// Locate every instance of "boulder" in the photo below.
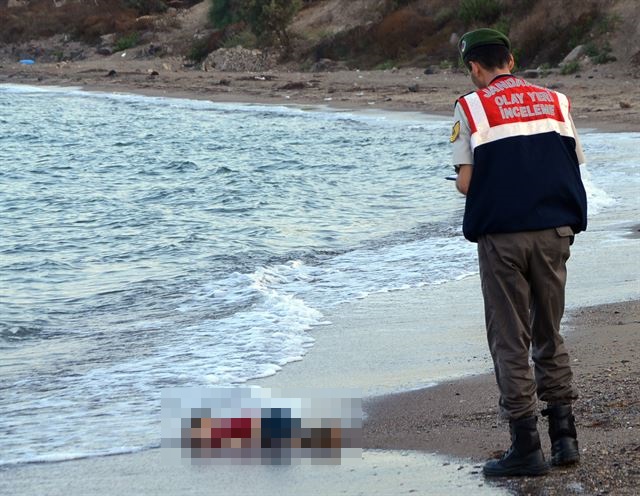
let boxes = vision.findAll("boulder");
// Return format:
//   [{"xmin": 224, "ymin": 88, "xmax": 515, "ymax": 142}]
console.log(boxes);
[
  {"xmin": 562, "ymin": 45, "xmax": 585, "ymax": 64},
  {"xmin": 100, "ymin": 33, "xmax": 117, "ymax": 45},
  {"xmin": 204, "ymin": 47, "xmax": 279, "ymax": 72}
]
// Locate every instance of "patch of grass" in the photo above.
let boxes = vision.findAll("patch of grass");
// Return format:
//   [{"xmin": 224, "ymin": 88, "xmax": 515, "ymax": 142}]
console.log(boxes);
[
  {"xmin": 374, "ymin": 59, "xmax": 396, "ymax": 70},
  {"xmin": 538, "ymin": 62, "xmax": 551, "ymax": 76},
  {"xmin": 114, "ymin": 32, "xmax": 140, "ymax": 52},
  {"xmin": 459, "ymin": 0, "xmax": 502, "ymax": 26},
  {"xmin": 584, "ymin": 41, "xmax": 616, "ymax": 64},
  {"xmin": 222, "ymin": 29, "xmax": 258, "ymax": 49},
  {"xmin": 560, "ymin": 60, "xmax": 580, "ymax": 75}
]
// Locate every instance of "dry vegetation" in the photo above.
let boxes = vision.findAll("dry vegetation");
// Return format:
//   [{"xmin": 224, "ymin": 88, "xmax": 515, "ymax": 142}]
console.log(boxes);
[
  {"xmin": 0, "ymin": 0, "xmax": 200, "ymax": 44},
  {"xmin": 292, "ymin": 0, "xmax": 630, "ymax": 69},
  {"xmin": 0, "ymin": 0, "xmax": 638, "ymax": 72}
]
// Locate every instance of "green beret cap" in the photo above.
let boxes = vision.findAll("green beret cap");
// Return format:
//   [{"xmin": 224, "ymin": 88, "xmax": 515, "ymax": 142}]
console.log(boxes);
[{"xmin": 458, "ymin": 28, "xmax": 511, "ymax": 60}]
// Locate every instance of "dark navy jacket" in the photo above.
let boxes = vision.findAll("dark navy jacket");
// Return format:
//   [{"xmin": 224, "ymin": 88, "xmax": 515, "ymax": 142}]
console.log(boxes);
[{"xmin": 456, "ymin": 75, "xmax": 587, "ymax": 242}]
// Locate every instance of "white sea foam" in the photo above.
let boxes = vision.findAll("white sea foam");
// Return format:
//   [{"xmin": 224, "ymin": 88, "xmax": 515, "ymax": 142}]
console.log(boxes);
[
  {"xmin": 0, "ymin": 444, "xmax": 155, "ymax": 468},
  {"xmin": 581, "ymin": 164, "xmax": 616, "ymax": 216}
]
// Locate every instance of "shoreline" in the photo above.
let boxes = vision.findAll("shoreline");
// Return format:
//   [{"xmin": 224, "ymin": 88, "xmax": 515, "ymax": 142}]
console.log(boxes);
[
  {"xmin": 2, "ymin": 298, "xmax": 638, "ymax": 496},
  {"xmin": 2, "ymin": 62, "xmax": 640, "ymax": 133},
  {"xmin": 2, "ymin": 65, "xmax": 639, "ymax": 495}
]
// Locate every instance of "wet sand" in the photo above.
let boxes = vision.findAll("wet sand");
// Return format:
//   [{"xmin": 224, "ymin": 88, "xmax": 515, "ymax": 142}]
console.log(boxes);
[{"xmin": 364, "ymin": 300, "xmax": 640, "ymax": 495}]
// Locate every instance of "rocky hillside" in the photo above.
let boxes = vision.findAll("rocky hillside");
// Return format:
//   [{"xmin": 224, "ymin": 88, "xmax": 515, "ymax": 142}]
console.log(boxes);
[
  {"xmin": 289, "ymin": 0, "xmax": 640, "ymax": 70},
  {"xmin": 1, "ymin": 0, "xmax": 639, "ymax": 74}
]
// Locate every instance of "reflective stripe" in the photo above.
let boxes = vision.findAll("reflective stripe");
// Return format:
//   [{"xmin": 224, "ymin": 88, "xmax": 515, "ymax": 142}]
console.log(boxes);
[
  {"xmin": 555, "ymin": 92, "xmax": 574, "ymax": 137},
  {"xmin": 470, "ymin": 118, "xmax": 576, "ymax": 148},
  {"xmin": 457, "ymin": 97, "xmax": 477, "ymax": 135},
  {"xmin": 463, "ymin": 92, "xmax": 489, "ymax": 137},
  {"xmin": 461, "ymin": 85, "xmax": 576, "ymax": 151}
]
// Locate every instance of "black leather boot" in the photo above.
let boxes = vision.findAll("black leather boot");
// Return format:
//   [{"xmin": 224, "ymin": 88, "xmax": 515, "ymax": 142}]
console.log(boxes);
[
  {"xmin": 483, "ymin": 416, "xmax": 550, "ymax": 477},
  {"xmin": 541, "ymin": 404, "xmax": 580, "ymax": 466}
]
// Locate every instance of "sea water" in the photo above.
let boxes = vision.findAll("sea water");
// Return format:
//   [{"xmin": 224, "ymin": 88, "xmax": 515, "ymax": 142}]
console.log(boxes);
[{"xmin": 0, "ymin": 84, "xmax": 637, "ymax": 465}]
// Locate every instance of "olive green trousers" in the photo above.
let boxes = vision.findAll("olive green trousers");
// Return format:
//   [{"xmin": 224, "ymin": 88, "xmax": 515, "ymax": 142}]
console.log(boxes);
[{"xmin": 477, "ymin": 227, "xmax": 579, "ymax": 420}]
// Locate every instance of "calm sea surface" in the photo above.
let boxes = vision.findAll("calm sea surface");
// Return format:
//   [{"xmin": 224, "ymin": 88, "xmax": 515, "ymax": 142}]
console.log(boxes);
[{"xmin": 0, "ymin": 84, "xmax": 637, "ymax": 465}]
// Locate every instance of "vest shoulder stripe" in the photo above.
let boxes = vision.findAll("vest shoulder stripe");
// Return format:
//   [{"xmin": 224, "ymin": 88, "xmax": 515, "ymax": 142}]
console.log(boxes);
[{"xmin": 457, "ymin": 96, "xmax": 477, "ymax": 134}]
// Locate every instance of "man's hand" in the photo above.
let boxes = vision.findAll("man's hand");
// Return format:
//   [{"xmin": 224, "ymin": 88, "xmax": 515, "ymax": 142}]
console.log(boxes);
[{"xmin": 456, "ymin": 164, "xmax": 473, "ymax": 196}]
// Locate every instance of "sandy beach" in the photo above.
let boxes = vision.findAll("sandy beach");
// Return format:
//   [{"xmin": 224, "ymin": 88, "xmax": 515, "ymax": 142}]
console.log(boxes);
[
  {"xmin": 365, "ymin": 299, "xmax": 640, "ymax": 495},
  {"xmin": 1, "ymin": 62, "xmax": 639, "ymax": 495},
  {"xmin": 1, "ymin": 56, "xmax": 640, "ymax": 132}
]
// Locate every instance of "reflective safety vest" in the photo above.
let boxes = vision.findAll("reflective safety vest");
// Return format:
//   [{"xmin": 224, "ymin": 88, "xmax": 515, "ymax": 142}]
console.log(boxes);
[{"xmin": 456, "ymin": 75, "xmax": 587, "ymax": 242}]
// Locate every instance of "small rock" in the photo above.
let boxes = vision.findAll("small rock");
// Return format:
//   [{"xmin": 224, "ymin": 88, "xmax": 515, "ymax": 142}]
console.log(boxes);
[
  {"xmin": 100, "ymin": 33, "xmax": 117, "ymax": 45},
  {"xmin": 408, "ymin": 84, "xmax": 419, "ymax": 92},
  {"xmin": 311, "ymin": 58, "xmax": 339, "ymax": 72},
  {"xmin": 522, "ymin": 69, "xmax": 540, "ymax": 79},
  {"xmin": 619, "ymin": 101, "xmax": 632, "ymax": 109},
  {"xmin": 279, "ymin": 81, "xmax": 307, "ymax": 90},
  {"xmin": 105, "ymin": 69, "xmax": 117, "ymax": 77}
]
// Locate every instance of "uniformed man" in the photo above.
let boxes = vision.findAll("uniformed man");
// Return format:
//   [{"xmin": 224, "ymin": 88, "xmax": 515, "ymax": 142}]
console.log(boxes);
[{"xmin": 450, "ymin": 28, "xmax": 587, "ymax": 477}]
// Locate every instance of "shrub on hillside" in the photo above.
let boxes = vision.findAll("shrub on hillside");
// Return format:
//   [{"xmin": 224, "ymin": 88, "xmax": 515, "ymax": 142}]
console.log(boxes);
[
  {"xmin": 459, "ymin": 0, "xmax": 502, "ymax": 26},
  {"xmin": 585, "ymin": 41, "xmax": 617, "ymax": 64},
  {"xmin": 209, "ymin": 0, "xmax": 243, "ymax": 29},
  {"xmin": 124, "ymin": 0, "xmax": 167, "ymax": 15},
  {"xmin": 113, "ymin": 32, "xmax": 140, "ymax": 52},
  {"xmin": 560, "ymin": 60, "xmax": 580, "ymax": 75},
  {"xmin": 188, "ymin": 30, "xmax": 225, "ymax": 61},
  {"xmin": 510, "ymin": 1, "xmax": 611, "ymax": 67},
  {"xmin": 374, "ymin": 7, "xmax": 435, "ymax": 59},
  {"xmin": 208, "ymin": 0, "xmax": 301, "ymax": 48}
]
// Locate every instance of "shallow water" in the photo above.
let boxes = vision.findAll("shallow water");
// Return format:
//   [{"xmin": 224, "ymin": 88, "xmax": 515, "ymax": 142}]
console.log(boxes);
[{"xmin": 0, "ymin": 84, "xmax": 637, "ymax": 465}]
